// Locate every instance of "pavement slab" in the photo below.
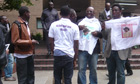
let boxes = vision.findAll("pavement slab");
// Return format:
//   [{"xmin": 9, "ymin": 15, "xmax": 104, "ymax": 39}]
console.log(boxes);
[{"xmin": 2, "ymin": 70, "xmax": 140, "ymax": 84}]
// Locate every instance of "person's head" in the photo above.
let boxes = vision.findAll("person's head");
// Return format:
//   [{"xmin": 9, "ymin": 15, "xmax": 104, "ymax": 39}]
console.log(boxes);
[
  {"xmin": 0, "ymin": 15, "xmax": 8, "ymax": 25},
  {"xmin": 124, "ymin": 27, "xmax": 130, "ymax": 32},
  {"xmin": 60, "ymin": 6, "xmax": 70, "ymax": 18},
  {"xmin": 70, "ymin": 9, "xmax": 77, "ymax": 23},
  {"xmin": 86, "ymin": 6, "xmax": 95, "ymax": 18},
  {"xmin": 112, "ymin": 4, "xmax": 122, "ymax": 19},
  {"xmin": 19, "ymin": 6, "xmax": 30, "ymax": 21},
  {"xmin": 105, "ymin": 2, "xmax": 111, "ymax": 11},
  {"xmin": 48, "ymin": 1, "xmax": 54, "ymax": 10}
]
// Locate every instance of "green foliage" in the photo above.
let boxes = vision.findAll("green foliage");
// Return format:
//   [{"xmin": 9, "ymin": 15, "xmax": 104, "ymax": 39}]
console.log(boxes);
[
  {"xmin": 32, "ymin": 33, "xmax": 43, "ymax": 41},
  {"xmin": 0, "ymin": 0, "xmax": 33, "ymax": 11}
]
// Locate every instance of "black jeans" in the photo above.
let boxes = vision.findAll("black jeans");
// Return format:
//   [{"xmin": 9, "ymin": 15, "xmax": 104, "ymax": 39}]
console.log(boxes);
[
  {"xmin": 0, "ymin": 69, "xmax": 2, "ymax": 84},
  {"xmin": 16, "ymin": 56, "xmax": 34, "ymax": 84},
  {"xmin": 54, "ymin": 56, "xmax": 73, "ymax": 84}
]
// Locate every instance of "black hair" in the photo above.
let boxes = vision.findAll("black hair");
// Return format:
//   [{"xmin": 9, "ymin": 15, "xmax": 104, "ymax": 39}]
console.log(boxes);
[
  {"xmin": 124, "ymin": 27, "xmax": 130, "ymax": 31},
  {"xmin": 60, "ymin": 6, "xmax": 70, "ymax": 17},
  {"xmin": 0, "ymin": 15, "xmax": 5, "ymax": 22},
  {"xmin": 112, "ymin": 4, "xmax": 122, "ymax": 11},
  {"xmin": 19, "ymin": 6, "xmax": 29, "ymax": 16}
]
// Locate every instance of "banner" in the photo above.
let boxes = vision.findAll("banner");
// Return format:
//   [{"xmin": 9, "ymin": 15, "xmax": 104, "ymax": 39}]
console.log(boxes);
[{"xmin": 105, "ymin": 17, "xmax": 140, "ymax": 50}]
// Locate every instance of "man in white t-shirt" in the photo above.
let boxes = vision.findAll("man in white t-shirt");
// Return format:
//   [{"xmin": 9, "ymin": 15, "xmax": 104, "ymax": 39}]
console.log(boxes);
[
  {"xmin": 49, "ymin": 6, "xmax": 79, "ymax": 84},
  {"xmin": 78, "ymin": 7, "xmax": 102, "ymax": 84}
]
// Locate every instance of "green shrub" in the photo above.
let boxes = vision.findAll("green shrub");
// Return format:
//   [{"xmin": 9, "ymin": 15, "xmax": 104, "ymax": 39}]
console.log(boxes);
[{"xmin": 32, "ymin": 33, "xmax": 42, "ymax": 41}]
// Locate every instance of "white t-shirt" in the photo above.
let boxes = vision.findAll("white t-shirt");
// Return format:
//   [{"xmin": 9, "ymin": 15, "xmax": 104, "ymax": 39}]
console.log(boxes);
[
  {"xmin": 105, "ymin": 16, "xmax": 140, "ymax": 50},
  {"xmin": 49, "ymin": 18, "xmax": 79, "ymax": 58},
  {"xmin": 78, "ymin": 17, "xmax": 101, "ymax": 55}
]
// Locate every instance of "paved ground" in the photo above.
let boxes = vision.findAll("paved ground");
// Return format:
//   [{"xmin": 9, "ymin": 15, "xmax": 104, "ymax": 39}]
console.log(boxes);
[
  {"xmin": 2, "ymin": 41, "xmax": 140, "ymax": 84},
  {"xmin": 2, "ymin": 70, "xmax": 140, "ymax": 84}
]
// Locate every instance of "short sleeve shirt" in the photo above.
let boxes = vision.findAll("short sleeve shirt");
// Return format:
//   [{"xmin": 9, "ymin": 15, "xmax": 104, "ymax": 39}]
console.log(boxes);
[{"xmin": 49, "ymin": 18, "xmax": 79, "ymax": 58}]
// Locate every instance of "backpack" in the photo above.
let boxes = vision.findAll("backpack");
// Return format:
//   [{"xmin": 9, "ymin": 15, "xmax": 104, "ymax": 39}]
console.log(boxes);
[{"xmin": 5, "ymin": 20, "xmax": 21, "ymax": 53}]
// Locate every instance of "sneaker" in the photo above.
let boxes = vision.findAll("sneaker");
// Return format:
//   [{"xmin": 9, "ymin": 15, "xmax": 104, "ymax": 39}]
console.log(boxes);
[
  {"xmin": 4, "ymin": 77, "xmax": 16, "ymax": 81},
  {"xmin": 125, "ymin": 73, "xmax": 133, "ymax": 76}
]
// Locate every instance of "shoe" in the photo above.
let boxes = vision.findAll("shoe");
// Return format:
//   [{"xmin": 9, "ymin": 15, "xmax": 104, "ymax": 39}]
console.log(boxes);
[
  {"xmin": 4, "ymin": 77, "xmax": 16, "ymax": 81},
  {"xmin": 125, "ymin": 73, "xmax": 133, "ymax": 76},
  {"xmin": 106, "ymin": 74, "xmax": 109, "ymax": 77},
  {"xmin": 47, "ymin": 51, "xmax": 51, "ymax": 56}
]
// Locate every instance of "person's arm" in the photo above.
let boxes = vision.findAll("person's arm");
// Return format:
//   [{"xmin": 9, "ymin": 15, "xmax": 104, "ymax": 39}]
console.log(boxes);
[
  {"xmin": 91, "ymin": 31, "xmax": 102, "ymax": 38},
  {"xmin": 55, "ymin": 11, "xmax": 59, "ymax": 21},
  {"xmin": 41, "ymin": 11, "xmax": 47, "ymax": 30},
  {"xmin": 11, "ymin": 23, "xmax": 38, "ymax": 46},
  {"xmin": 79, "ymin": 25, "xmax": 87, "ymax": 30},
  {"xmin": 49, "ymin": 37, "xmax": 54, "ymax": 54},
  {"xmin": 73, "ymin": 40, "xmax": 79, "ymax": 68}
]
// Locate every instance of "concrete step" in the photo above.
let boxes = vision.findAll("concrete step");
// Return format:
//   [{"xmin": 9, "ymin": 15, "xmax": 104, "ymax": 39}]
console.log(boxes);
[
  {"xmin": 34, "ymin": 58, "xmax": 140, "ymax": 65},
  {"xmin": 34, "ymin": 64, "xmax": 140, "ymax": 70},
  {"xmin": 34, "ymin": 54, "xmax": 140, "ymax": 70}
]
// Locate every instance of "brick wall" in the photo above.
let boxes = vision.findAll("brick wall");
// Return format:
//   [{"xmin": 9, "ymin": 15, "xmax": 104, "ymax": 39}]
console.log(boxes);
[
  {"xmin": 90, "ymin": 0, "xmax": 105, "ymax": 18},
  {"xmin": 0, "ymin": 0, "xmax": 43, "ymax": 35}
]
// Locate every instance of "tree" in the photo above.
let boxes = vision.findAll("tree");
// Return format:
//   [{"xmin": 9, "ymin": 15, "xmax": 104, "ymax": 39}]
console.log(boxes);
[{"xmin": 0, "ymin": 0, "xmax": 33, "ymax": 11}]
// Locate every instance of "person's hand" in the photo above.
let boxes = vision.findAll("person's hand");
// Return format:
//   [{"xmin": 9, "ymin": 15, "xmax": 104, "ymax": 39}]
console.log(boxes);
[
  {"xmin": 6, "ymin": 49, "xmax": 9, "ymax": 54},
  {"xmin": 101, "ymin": 22, "xmax": 105, "ymax": 30},
  {"xmin": 91, "ymin": 31, "xmax": 98, "ymax": 36},
  {"xmin": 79, "ymin": 25, "xmax": 87, "ymax": 30},
  {"xmin": 73, "ymin": 60, "xmax": 77, "ymax": 68},
  {"xmin": 32, "ymin": 39, "xmax": 39, "ymax": 44}
]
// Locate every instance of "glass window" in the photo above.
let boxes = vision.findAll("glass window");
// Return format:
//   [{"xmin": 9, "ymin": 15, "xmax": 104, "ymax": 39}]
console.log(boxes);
[
  {"xmin": 36, "ymin": 18, "xmax": 43, "ymax": 29},
  {"xmin": 115, "ymin": 0, "xmax": 137, "ymax": 3}
]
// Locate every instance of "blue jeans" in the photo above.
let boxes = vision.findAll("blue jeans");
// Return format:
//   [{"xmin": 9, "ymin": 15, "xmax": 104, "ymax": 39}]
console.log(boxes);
[
  {"xmin": 78, "ymin": 51, "xmax": 98, "ymax": 84},
  {"xmin": 0, "ymin": 69, "xmax": 2, "ymax": 84},
  {"xmin": 106, "ymin": 51, "xmax": 126, "ymax": 84},
  {"xmin": 54, "ymin": 56, "xmax": 73, "ymax": 84},
  {"xmin": 102, "ymin": 38, "xmax": 106, "ymax": 54},
  {"xmin": 4, "ymin": 54, "xmax": 14, "ymax": 78}
]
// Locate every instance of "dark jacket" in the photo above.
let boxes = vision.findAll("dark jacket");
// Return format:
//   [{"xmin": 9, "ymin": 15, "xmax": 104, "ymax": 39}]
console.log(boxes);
[
  {"xmin": 0, "ymin": 23, "xmax": 6, "ymax": 54},
  {"xmin": 93, "ymin": 32, "xmax": 102, "ymax": 54}
]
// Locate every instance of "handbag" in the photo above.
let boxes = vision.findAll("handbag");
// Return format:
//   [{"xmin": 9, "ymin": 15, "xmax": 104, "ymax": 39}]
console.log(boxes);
[{"xmin": 0, "ymin": 46, "xmax": 8, "ymax": 69}]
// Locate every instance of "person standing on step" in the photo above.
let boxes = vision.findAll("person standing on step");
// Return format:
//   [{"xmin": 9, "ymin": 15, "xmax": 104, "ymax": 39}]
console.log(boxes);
[
  {"xmin": 11, "ymin": 6, "xmax": 39, "ymax": 84},
  {"xmin": 41, "ymin": 1, "xmax": 59, "ymax": 56}
]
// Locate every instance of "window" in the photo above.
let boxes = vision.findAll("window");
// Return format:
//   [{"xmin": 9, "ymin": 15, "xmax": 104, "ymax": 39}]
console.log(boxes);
[
  {"xmin": 36, "ymin": 18, "xmax": 43, "ymax": 29},
  {"xmin": 115, "ymin": 0, "xmax": 137, "ymax": 6},
  {"xmin": 115, "ymin": 0, "xmax": 137, "ymax": 3}
]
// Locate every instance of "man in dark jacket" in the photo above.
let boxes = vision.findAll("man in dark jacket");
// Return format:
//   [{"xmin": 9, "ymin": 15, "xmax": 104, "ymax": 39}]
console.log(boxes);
[
  {"xmin": 0, "ymin": 15, "xmax": 8, "ymax": 84},
  {"xmin": 41, "ymin": 1, "xmax": 59, "ymax": 55}
]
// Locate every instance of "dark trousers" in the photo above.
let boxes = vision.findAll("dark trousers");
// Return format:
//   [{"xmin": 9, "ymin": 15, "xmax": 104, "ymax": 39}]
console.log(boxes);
[
  {"xmin": 0, "ymin": 69, "xmax": 2, "ymax": 84},
  {"xmin": 125, "ymin": 59, "xmax": 133, "ymax": 74},
  {"xmin": 54, "ymin": 56, "xmax": 73, "ymax": 84},
  {"xmin": 44, "ymin": 31, "xmax": 51, "ymax": 51},
  {"xmin": 16, "ymin": 56, "xmax": 34, "ymax": 84}
]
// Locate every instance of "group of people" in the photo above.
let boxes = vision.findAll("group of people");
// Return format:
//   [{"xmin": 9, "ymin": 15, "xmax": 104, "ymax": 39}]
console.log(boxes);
[
  {"xmin": 42, "ymin": 1, "xmax": 134, "ymax": 84},
  {"xmin": 0, "ymin": 1, "xmax": 135, "ymax": 84}
]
